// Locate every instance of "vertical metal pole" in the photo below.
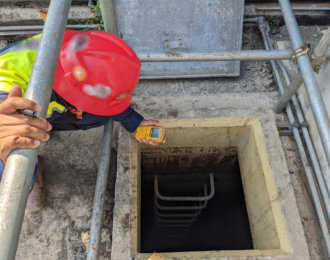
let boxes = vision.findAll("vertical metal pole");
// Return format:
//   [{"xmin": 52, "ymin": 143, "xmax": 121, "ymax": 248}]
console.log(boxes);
[
  {"xmin": 87, "ymin": 1, "xmax": 117, "ymax": 259},
  {"xmin": 278, "ymin": 0, "xmax": 330, "ymax": 165},
  {"xmin": 99, "ymin": 0, "xmax": 118, "ymax": 35},
  {"xmin": 86, "ymin": 120, "xmax": 113, "ymax": 260},
  {"xmin": 0, "ymin": 1, "xmax": 72, "ymax": 259}
]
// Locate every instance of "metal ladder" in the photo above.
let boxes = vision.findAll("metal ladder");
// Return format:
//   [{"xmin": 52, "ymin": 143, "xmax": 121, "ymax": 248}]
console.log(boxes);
[{"xmin": 154, "ymin": 174, "xmax": 215, "ymax": 228}]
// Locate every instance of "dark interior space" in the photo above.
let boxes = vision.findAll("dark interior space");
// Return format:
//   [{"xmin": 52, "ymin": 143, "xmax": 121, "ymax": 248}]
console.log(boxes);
[{"xmin": 140, "ymin": 147, "xmax": 253, "ymax": 253}]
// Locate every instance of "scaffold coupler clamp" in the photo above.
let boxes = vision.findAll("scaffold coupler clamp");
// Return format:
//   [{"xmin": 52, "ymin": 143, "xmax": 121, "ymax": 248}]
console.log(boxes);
[
  {"xmin": 292, "ymin": 44, "xmax": 311, "ymax": 64},
  {"xmin": 277, "ymin": 122, "xmax": 308, "ymax": 136},
  {"xmin": 290, "ymin": 121, "xmax": 308, "ymax": 130}
]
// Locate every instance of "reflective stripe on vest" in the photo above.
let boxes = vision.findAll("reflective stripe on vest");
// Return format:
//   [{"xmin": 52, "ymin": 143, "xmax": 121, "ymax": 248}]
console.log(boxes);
[{"xmin": 47, "ymin": 101, "xmax": 67, "ymax": 118}]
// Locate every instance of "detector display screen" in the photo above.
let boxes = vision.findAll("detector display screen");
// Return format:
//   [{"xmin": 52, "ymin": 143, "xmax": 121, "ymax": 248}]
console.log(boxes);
[{"xmin": 150, "ymin": 128, "xmax": 160, "ymax": 137}]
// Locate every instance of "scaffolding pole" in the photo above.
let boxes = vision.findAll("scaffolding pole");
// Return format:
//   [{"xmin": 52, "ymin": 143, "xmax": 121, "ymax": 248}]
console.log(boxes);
[
  {"xmin": 278, "ymin": 0, "xmax": 330, "ymax": 165},
  {"xmin": 86, "ymin": 120, "xmax": 113, "ymax": 260},
  {"xmin": 138, "ymin": 49, "xmax": 330, "ymax": 62},
  {"xmin": 273, "ymin": 27, "xmax": 330, "ymax": 114},
  {"xmin": 0, "ymin": 1, "xmax": 72, "ymax": 259},
  {"xmin": 257, "ymin": 18, "xmax": 330, "ymax": 257},
  {"xmin": 87, "ymin": 0, "xmax": 116, "ymax": 259}
]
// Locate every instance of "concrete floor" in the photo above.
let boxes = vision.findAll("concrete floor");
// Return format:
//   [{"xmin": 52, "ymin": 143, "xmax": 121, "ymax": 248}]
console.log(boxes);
[{"xmin": 0, "ymin": 4, "xmax": 328, "ymax": 259}]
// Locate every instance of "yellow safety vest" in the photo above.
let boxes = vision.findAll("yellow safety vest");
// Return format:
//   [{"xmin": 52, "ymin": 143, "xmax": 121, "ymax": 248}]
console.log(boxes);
[{"xmin": 0, "ymin": 34, "xmax": 66, "ymax": 117}]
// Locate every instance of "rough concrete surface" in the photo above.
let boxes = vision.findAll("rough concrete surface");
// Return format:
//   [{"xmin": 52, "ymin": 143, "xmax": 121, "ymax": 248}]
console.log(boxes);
[{"xmin": 0, "ymin": 3, "xmax": 328, "ymax": 259}]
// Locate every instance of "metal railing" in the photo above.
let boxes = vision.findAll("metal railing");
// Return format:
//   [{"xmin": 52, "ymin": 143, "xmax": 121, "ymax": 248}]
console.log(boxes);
[
  {"xmin": 0, "ymin": 0, "xmax": 329, "ymax": 259},
  {"xmin": 255, "ymin": 16, "xmax": 330, "ymax": 256},
  {"xmin": 277, "ymin": 0, "xmax": 330, "ymax": 165},
  {"xmin": 0, "ymin": 0, "xmax": 72, "ymax": 259}
]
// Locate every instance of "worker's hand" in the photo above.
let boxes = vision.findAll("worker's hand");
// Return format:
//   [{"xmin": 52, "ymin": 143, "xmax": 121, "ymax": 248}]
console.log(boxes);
[
  {"xmin": 0, "ymin": 85, "xmax": 52, "ymax": 163},
  {"xmin": 136, "ymin": 119, "xmax": 167, "ymax": 146}
]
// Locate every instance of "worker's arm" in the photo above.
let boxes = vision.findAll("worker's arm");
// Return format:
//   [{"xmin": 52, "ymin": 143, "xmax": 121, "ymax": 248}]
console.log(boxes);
[
  {"xmin": 111, "ymin": 106, "xmax": 144, "ymax": 132},
  {"xmin": 0, "ymin": 85, "xmax": 52, "ymax": 163},
  {"xmin": 112, "ymin": 107, "xmax": 166, "ymax": 146}
]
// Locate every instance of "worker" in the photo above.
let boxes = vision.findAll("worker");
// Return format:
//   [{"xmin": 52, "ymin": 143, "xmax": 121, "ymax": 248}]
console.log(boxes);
[{"xmin": 0, "ymin": 30, "xmax": 166, "ymax": 212}]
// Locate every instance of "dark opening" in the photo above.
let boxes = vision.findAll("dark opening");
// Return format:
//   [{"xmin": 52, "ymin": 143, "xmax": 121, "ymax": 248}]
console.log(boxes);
[{"xmin": 140, "ymin": 147, "xmax": 253, "ymax": 253}]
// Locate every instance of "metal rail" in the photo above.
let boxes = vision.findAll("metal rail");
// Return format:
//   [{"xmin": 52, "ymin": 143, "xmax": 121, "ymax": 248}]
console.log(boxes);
[
  {"xmin": 154, "ymin": 207, "xmax": 202, "ymax": 218},
  {"xmin": 86, "ymin": 120, "xmax": 113, "ymax": 260},
  {"xmin": 155, "ymin": 174, "xmax": 214, "ymax": 201},
  {"xmin": 0, "ymin": 24, "xmax": 103, "ymax": 36},
  {"xmin": 156, "ymin": 215, "xmax": 198, "ymax": 224},
  {"xmin": 258, "ymin": 17, "xmax": 330, "ymax": 257},
  {"xmin": 138, "ymin": 50, "xmax": 330, "ymax": 62},
  {"xmin": 278, "ymin": 0, "xmax": 330, "ymax": 165},
  {"xmin": 154, "ymin": 192, "xmax": 209, "ymax": 211},
  {"xmin": 86, "ymin": 1, "xmax": 117, "ymax": 259},
  {"xmin": 99, "ymin": 0, "xmax": 117, "ymax": 35},
  {"xmin": 0, "ymin": 1, "xmax": 72, "ymax": 259}
]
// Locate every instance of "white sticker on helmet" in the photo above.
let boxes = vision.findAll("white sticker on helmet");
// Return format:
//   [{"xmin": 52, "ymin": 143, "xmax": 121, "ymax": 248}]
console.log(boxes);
[
  {"xmin": 70, "ymin": 34, "xmax": 90, "ymax": 51},
  {"xmin": 83, "ymin": 84, "xmax": 112, "ymax": 99}
]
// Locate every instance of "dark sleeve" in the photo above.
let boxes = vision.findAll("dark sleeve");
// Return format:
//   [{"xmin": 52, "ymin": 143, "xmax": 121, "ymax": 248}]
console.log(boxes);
[
  {"xmin": 0, "ymin": 160, "xmax": 4, "ymax": 182},
  {"xmin": 0, "ymin": 91, "xmax": 9, "ymax": 102},
  {"xmin": 112, "ymin": 107, "xmax": 144, "ymax": 132}
]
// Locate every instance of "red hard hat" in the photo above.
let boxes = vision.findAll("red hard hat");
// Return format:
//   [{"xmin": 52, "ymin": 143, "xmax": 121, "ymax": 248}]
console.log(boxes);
[{"xmin": 53, "ymin": 30, "xmax": 141, "ymax": 116}]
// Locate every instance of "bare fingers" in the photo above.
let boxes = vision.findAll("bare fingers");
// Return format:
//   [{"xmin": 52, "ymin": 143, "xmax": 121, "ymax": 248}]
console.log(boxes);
[
  {"xmin": 0, "ymin": 124, "xmax": 50, "ymax": 141},
  {"xmin": 0, "ymin": 136, "xmax": 41, "ymax": 163},
  {"xmin": 137, "ymin": 138, "xmax": 163, "ymax": 146},
  {"xmin": 0, "ymin": 114, "xmax": 52, "ymax": 132},
  {"xmin": 0, "ymin": 96, "xmax": 42, "ymax": 115}
]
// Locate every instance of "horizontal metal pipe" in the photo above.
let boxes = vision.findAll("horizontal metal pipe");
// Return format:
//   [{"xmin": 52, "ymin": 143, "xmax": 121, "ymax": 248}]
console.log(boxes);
[
  {"xmin": 156, "ymin": 215, "xmax": 198, "ymax": 224},
  {"xmin": 0, "ymin": 31, "xmax": 42, "ymax": 36},
  {"xmin": 0, "ymin": 1, "xmax": 72, "ymax": 259},
  {"xmin": 279, "ymin": 0, "xmax": 330, "ymax": 166},
  {"xmin": 138, "ymin": 49, "xmax": 330, "ymax": 62},
  {"xmin": 139, "ymin": 50, "xmax": 294, "ymax": 62},
  {"xmin": 0, "ymin": 24, "xmax": 103, "ymax": 36},
  {"xmin": 255, "ymin": 2, "xmax": 330, "ymax": 11},
  {"xmin": 154, "ymin": 207, "xmax": 202, "ymax": 218},
  {"xmin": 155, "ymin": 174, "xmax": 214, "ymax": 201},
  {"xmin": 0, "ymin": 24, "xmax": 103, "ymax": 31},
  {"xmin": 154, "ymin": 196, "xmax": 208, "ymax": 211}
]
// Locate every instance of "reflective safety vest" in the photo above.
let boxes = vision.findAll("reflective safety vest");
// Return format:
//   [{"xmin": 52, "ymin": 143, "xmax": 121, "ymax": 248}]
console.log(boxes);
[{"xmin": 0, "ymin": 34, "xmax": 66, "ymax": 118}]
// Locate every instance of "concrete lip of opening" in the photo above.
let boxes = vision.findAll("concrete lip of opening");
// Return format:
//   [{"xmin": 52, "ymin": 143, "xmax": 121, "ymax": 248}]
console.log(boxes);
[
  {"xmin": 130, "ymin": 117, "xmax": 290, "ymax": 259},
  {"xmin": 111, "ymin": 100, "xmax": 310, "ymax": 260}
]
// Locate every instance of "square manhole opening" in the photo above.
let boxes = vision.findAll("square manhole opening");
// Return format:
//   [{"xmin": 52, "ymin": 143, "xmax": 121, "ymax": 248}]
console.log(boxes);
[
  {"xmin": 140, "ymin": 147, "xmax": 253, "ymax": 252},
  {"xmin": 130, "ymin": 118, "xmax": 290, "ymax": 259}
]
